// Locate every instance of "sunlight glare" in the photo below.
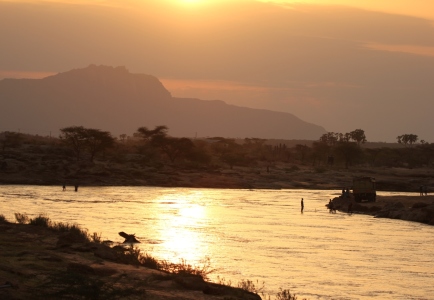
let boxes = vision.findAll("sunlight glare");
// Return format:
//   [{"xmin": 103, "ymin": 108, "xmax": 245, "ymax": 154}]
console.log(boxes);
[
  {"xmin": 153, "ymin": 191, "xmax": 209, "ymax": 262},
  {"xmin": 180, "ymin": 0, "xmax": 201, "ymax": 4}
]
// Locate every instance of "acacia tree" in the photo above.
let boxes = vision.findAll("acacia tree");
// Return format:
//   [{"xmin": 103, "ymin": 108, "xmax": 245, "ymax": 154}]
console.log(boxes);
[
  {"xmin": 136, "ymin": 125, "xmax": 168, "ymax": 142},
  {"xmin": 60, "ymin": 126, "xmax": 114, "ymax": 161},
  {"xmin": 85, "ymin": 128, "xmax": 115, "ymax": 162},
  {"xmin": 397, "ymin": 134, "xmax": 418, "ymax": 147},
  {"xmin": 152, "ymin": 136, "xmax": 195, "ymax": 163},
  {"xmin": 59, "ymin": 126, "xmax": 87, "ymax": 161}
]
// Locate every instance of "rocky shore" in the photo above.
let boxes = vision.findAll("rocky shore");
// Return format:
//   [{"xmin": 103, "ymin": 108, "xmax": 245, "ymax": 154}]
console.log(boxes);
[{"xmin": 330, "ymin": 194, "xmax": 434, "ymax": 225}]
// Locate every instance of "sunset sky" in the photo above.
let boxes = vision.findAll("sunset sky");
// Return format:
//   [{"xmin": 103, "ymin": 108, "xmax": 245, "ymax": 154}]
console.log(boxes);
[{"xmin": 1, "ymin": 0, "xmax": 434, "ymax": 142}]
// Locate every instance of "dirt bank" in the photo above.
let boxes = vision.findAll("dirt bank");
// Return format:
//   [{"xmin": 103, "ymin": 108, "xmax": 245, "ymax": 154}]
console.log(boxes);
[{"xmin": 0, "ymin": 220, "xmax": 261, "ymax": 300}]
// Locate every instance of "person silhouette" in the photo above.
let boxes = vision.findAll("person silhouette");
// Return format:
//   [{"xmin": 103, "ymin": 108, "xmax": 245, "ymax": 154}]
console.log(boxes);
[{"xmin": 301, "ymin": 198, "xmax": 304, "ymax": 213}]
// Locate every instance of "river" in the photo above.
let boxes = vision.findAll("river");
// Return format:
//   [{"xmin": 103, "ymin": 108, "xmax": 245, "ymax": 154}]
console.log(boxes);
[{"xmin": 0, "ymin": 185, "xmax": 433, "ymax": 299}]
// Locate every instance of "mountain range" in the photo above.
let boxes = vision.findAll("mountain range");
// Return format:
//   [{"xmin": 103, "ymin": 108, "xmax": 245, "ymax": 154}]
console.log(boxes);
[{"xmin": 0, "ymin": 65, "xmax": 326, "ymax": 139}]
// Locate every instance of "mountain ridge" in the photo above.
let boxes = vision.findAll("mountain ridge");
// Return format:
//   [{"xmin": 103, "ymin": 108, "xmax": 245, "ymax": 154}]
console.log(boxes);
[{"xmin": 0, "ymin": 65, "xmax": 326, "ymax": 139}]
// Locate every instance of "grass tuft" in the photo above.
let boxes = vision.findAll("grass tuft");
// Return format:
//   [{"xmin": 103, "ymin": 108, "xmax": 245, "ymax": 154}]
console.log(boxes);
[
  {"xmin": 29, "ymin": 214, "xmax": 51, "ymax": 227},
  {"xmin": 0, "ymin": 214, "xmax": 7, "ymax": 223},
  {"xmin": 159, "ymin": 258, "xmax": 214, "ymax": 280},
  {"xmin": 237, "ymin": 279, "xmax": 265, "ymax": 294},
  {"xmin": 275, "ymin": 288, "xmax": 308, "ymax": 300},
  {"xmin": 15, "ymin": 212, "xmax": 29, "ymax": 224}
]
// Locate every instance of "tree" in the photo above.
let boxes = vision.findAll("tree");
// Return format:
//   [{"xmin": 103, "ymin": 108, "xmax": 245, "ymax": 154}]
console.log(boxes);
[
  {"xmin": 59, "ymin": 126, "xmax": 87, "ymax": 161},
  {"xmin": 60, "ymin": 126, "xmax": 114, "ymax": 161},
  {"xmin": 294, "ymin": 144, "xmax": 310, "ymax": 163},
  {"xmin": 334, "ymin": 141, "xmax": 362, "ymax": 169},
  {"xmin": 311, "ymin": 141, "xmax": 331, "ymax": 166},
  {"xmin": 397, "ymin": 134, "xmax": 418, "ymax": 147},
  {"xmin": 136, "ymin": 125, "xmax": 168, "ymax": 142},
  {"xmin": 349, "ymin": 129, "xmax": 367, "ymax": 145},
  {"xmin": 152, "ymin": 136, "xmax": 195, "ymax": 163},
  {"xmin": 319, "ymin": 132, "xmax": 339, "ymax": 146},
  {"xmin": 84, "ymin": 129, "xmax": 115, "ymax": 162}
]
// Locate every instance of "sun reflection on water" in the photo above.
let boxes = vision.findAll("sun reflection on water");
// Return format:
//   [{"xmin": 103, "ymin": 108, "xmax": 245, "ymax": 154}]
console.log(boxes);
[{"xmin": 152, "ymin": 190, "xmax": 209, "ymax": 262}]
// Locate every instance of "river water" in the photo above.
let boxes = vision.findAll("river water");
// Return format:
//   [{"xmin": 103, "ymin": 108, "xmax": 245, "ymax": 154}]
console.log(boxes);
[{"xmin": 0, "ymin": 185, "xmax": 433, "ymax": 299}]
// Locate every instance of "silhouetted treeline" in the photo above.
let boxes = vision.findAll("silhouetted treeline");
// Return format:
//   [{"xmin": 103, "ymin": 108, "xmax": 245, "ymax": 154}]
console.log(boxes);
[{"xmin": 1, "ymin": 126, "xmax": 433, "ymax": 170}]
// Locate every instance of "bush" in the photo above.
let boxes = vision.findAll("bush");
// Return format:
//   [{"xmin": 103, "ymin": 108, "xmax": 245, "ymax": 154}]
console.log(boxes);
[
  {"xmin": 276, "ymin": 288, "xmax": 299, "ymax": 300},
  {"xmin": 15, "ymin": 213, "xmax": 29, "ymax": 224},
  {"xmin": 0, "ymin": 214, "xmax": 7, "ymax": 223},
  {"xmin": 237, "ymin": 279, "xmax": 264, "ymax": 294},
  {"xmin": 159, "ymin": 258, "xmax": 214, "ymax": 280},
  {"xmin": 29, "ymin": 214, "xmax": 51, "ymax": 227},
  {"xmin": 140, "ymin": 252, "xmax": 160, "ymax": 269}
]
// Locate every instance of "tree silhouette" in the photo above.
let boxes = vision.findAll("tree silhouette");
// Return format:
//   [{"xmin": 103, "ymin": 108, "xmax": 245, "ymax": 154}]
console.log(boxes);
[
  {"xmin": 334, "ymin": 141, "xmax": 362, "ymax": 169},
  {"xmin": 349, "ymin": 129, "xmax": 367, "ymax": 145},
  {"xmin": 60, "ymin": 126, "xmax": 114, "ymax": 161},
  {"xmin": 397, "ymin": 134, "xmax": 418, "ymax": 147}
]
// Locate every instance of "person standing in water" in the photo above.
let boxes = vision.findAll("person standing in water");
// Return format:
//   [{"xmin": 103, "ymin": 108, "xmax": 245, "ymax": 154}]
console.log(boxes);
[{"xmin": 301, "ymin": 198, "xmax": 304, "ymax": 213}]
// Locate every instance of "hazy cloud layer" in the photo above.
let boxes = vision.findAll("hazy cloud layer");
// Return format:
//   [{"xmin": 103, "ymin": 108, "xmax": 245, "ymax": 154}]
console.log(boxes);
[{"xmin": 1, "ymin": 0, "xmax": 434, "ymax": 141}]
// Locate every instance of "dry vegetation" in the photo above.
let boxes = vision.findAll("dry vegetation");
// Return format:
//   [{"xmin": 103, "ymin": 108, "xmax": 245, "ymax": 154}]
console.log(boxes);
[{"xmin": 0, "ymin": 131, "xmax": 433, "ymax": 192}]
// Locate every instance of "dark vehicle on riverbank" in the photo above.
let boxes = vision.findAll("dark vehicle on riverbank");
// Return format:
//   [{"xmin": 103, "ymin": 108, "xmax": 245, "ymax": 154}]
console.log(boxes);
[{"xmin": 352, "ymin": 177, "xmax": 376, "ymax": 202}]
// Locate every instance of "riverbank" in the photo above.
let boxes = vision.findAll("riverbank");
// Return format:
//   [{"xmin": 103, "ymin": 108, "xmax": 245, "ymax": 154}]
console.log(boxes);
[
  {"xmin": 1, "ymin": 156, "xmax": 433, "ymax": 193},
  {"xmin": 330, "ymin": 195, "xmax": 434, "ymax": 225},
  {"xmin": 0, "ymin": 216, "xmax": 262, "ymax": 300}
]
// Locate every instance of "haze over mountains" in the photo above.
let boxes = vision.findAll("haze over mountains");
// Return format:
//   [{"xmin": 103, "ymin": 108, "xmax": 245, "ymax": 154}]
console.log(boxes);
[{"xmin": 0, "ymin": 65, "xmax": 326, "ymax": 140}]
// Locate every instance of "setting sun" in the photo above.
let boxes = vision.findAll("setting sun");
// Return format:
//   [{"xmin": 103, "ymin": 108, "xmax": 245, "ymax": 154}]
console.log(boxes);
[{"xmin": 179, "ymin": 0, "xmax": 201, "ymax": 4}]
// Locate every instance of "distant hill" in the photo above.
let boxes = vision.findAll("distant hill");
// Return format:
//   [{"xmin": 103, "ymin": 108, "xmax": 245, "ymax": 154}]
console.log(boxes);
[{"xmin": 0, "ymin": 65, "xmax": 326, "ymax": 139}]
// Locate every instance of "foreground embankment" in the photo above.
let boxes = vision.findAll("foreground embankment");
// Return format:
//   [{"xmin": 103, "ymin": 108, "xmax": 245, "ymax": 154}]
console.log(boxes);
[
  {"xmin": 330, "ymin": 195, "xmax": 434, "ymax": 225},
  {"xmin": 0, "ymin": 217, "xmax": 262, "ymax": 300}
]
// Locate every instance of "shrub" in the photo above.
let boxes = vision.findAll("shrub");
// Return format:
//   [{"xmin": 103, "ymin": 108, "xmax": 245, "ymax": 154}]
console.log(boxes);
[
  {"xmin": 51, "ymin": 221, "xmax": 91, "ymax": 243},
  {"xmin": 276, "ymin": 288, "xmax": 299, "ymax": 300},
  {"xmin": 29, "ymin": 214, "xmax": 51, "ymax": 227},
  {"xmin": 0, "ymin": 214, "xmax": 7, "ymax": 223},
  {"xmin": 237, "ymin": 279, "xmax": 264, "ymax": 294},
  {"xmin": 91, "ymin": 232, "xmax": 102, "ymax": 243},
  {"xmin": 15, "ymin": 213, "xmax": 29, "ymax": 224},
  {"xmin": 159, "ymin": 258, "xmax": 214, "ymax": 280},
  {"xmin": 140, "ymin": 252, "xmax": 160, "ymax": 269}
]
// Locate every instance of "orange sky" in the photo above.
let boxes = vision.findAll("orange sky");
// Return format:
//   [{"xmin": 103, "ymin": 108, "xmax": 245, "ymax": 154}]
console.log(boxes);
[{"xmin": 1, "ymin": 0, "xmax": 434, "ymax": 141}]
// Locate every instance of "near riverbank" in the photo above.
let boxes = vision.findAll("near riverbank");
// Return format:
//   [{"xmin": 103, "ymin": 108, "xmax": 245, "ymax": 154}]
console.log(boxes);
[{"xmin": 0, "ymin": 215, "xmax": 263, "ymax": 300}]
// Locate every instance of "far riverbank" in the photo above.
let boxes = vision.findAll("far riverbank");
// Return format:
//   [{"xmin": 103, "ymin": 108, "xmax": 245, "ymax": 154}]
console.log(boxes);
[{"xmin": 331, "ymin": 194, "xmax": 434, "ymax": 225}]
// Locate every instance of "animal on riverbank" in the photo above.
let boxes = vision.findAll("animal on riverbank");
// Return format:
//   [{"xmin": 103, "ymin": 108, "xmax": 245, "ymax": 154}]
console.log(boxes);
[
  {"xmin": 118, "ymin": 231, "xmax": 140, "ymax": 243},
  {"xmin": 327, "ymin": 199, "xmax": 336, "ymax": 213}
]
